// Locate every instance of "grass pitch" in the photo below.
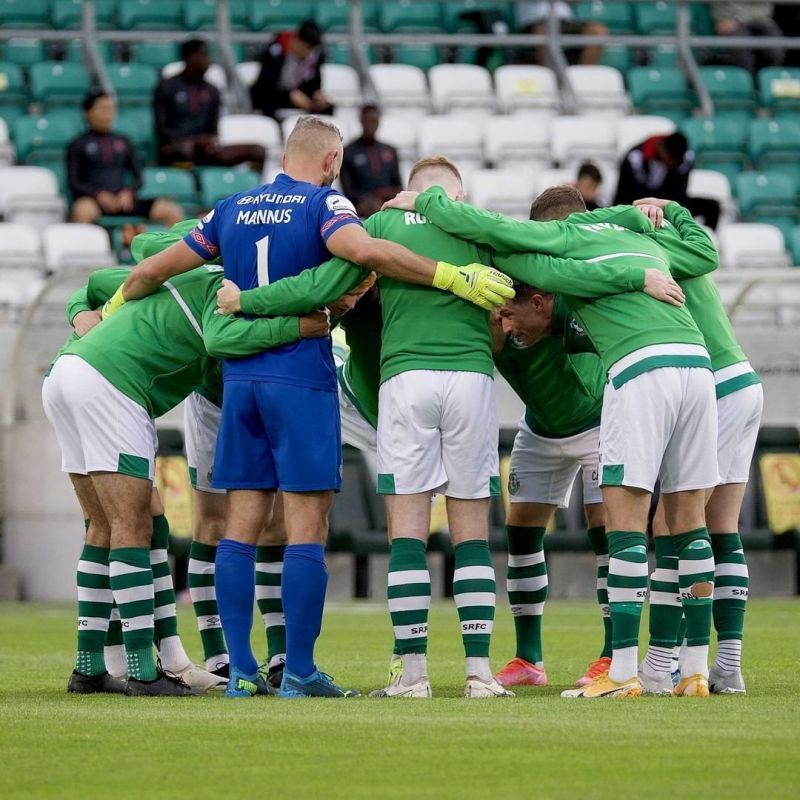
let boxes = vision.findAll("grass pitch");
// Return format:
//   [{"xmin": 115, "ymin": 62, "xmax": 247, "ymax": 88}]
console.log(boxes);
[{"xmin": 1, "ymin": 599, "xmax": 798, "ymax": 800}]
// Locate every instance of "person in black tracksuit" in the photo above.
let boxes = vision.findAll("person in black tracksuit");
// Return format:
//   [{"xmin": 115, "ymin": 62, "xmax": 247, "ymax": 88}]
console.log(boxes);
[{"xmin": 68, "ymin": 89, "xmax": 183, "ymax": 228}]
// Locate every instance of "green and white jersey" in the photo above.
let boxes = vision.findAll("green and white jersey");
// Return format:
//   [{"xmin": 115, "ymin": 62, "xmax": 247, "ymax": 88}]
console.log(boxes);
[
  {"xmin": 495, "ymin": 336, "xmax": 604, "ymax": 438},
  {"xmin": 414, "ymin": 190, "xmax": 713, "ymax": 387},
  {"xmin": 58, "ymin": 266, "xmax": 301, "ymax": 419}
]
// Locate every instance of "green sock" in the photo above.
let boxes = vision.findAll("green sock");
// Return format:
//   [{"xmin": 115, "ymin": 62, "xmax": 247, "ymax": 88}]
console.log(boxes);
[
  {"xmin": 256, "ymin": 545, "xmax": 286, "ymax": 667},
  {"xmin": 75, "ymin": 544, "xmax": 112, "ymax": 677},
  {"xmin": 187, "ymin": 541, "xmax": 227, "ymax": 663},
  {"xmin": 506, "ymin": 525, "xmax": 547, "ymax": 664},
  {"xmin": 587, "ymin": 526, "xmax": 611, "ymax": 659},
  {"xmin": 711, "ymin": 532, "xmax": 748, "ymax": 672},
  {"xmin": 607, "ymin": 531, "xmax": 648, "ymax": 682},
  {"xmin": 454, "ymin": 539, "xmax": 496, "ymax": 659},
  {"xmin": 150, "ymin": 515, "xmax": 179, "ymax": 642},
  {"xmin": 643, "ymin": 536, "xmax": 682, "ymax": 678},
  {"xmin": 109, "ymin": 547, "xmax": 157, "ymax": 682},
  {"xmin": 388, "ymin": 538, "xmax": 430, "ymax": 655}
]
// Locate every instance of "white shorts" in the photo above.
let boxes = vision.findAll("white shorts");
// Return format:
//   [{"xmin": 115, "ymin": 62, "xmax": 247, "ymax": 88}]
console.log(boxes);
[
  {"xmin": 600, "ymin": 352, "xmax": 719, "ymax": 494},
  {"xmin": 183, "ymin": 391, "xmax": 223, "ymax": 494},
  {"xmin": 508, "ymin": 418, "xmax": 602, "ymax": 508},
  {"xmin": 338, "ymin": 383, "xmax": 377, "ymax": 455},
  {"xmin": 377, "ymin": 370, "xmax": 500, "ymax": 499},
  {"xmin": 42, "ymin": 355, "xmax": 157, "ymax": 479},
  {"xmin": 715, "ymin": 366, "xmax": 763, "ymax": 484}
]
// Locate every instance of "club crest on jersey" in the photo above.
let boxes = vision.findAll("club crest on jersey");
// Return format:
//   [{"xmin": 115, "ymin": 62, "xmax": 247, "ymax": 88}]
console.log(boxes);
[{"xmin": 325, "ymin": 194, "xmax": 357, "ymax": 217}]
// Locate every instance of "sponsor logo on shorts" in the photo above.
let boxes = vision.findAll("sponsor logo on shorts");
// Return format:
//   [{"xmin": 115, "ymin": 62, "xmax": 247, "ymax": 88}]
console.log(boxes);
[{"xmin": 508, "ymin": 468, "xmax": 520, "ymax": 496}]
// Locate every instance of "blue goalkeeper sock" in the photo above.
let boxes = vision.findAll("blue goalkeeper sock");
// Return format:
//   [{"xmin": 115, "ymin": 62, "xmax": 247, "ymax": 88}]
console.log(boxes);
[
  {"xmin": 282, "ymin": 543, "xmax": 327, "ymax": 680},
  {"xmin": 215, "ymin": 539, "xmax": 258, "ymax": 677}
]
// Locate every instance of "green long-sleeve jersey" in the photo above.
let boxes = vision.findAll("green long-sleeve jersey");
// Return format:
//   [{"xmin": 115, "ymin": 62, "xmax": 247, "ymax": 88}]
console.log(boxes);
[
  {"xmin": 57, "ymin": 266, "xmax": 302, "ymax": 418},
  {"xmin": 414, "ymin": 190, "xmax": 713, "ymax": 382}
]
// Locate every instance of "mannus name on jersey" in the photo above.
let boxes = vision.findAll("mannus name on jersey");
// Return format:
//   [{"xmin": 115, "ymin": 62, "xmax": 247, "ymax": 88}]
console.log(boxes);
[{"xmin": 183, "ymin": 172, "xmax": 362, "ymax": 391}]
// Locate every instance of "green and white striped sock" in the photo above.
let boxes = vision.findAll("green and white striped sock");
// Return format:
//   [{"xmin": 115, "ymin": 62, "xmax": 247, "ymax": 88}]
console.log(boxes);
[
  {"xmin": 506, "ymin": 525, "xmax": 547, "ymax": 665},
  {"xmin": 674, "ymin": 528, "xmax": 715, "ymax": 679},
  {"xmin": 388, "ymin": 537, "xmax": 430, "ymax": 659},
  {"xmin": 587, "ymin": 526, "xmax": 612, "ymax": 659},
  {"xmin": 711, "ymin": 532, "xmax": 747, "ymax": 673},
  {"xmin": 606, "ymin": 531, "xmax": 648, "ymax": 683},
  {"xmin": 454, "ymin": 539, "xmax": 495, "ymax": 680},
  {"xmin": 643, "ymin": 536, "xmax": 682, "ymax": 680},
  {"xmin": 75, "ymin": 544, "xmax": 113, "ymax": 677},
  {"xmin": 109, "ymin": 547, "xmax": 158, "ymax": 682},
  {"xmin": 187, "ymin": 541, "xmax": 228, "ymax": 668},
  {"xmin": 256, "ymin": 545, "xmax": 286, "ymax": 668}
]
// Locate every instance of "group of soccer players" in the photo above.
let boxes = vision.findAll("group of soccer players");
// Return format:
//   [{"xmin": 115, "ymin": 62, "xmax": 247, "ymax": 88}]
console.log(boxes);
[{"xmin": 43, "ymin": 114, "xmax": 760, "ymax": 699}]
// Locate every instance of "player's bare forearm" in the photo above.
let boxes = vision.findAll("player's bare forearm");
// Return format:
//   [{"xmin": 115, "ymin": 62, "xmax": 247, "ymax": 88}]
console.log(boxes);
[{"xmin": 203, "ymin": 314, "xmax": 301, "ymax": 358}]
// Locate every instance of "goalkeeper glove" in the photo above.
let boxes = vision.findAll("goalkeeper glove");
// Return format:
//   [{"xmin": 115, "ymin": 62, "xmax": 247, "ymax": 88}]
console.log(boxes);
[
  {"xmin": 433, "ymin": 262, "xmax": 515, "ymax": 311},
  {"xmin": 101, "ymin": 287, "xmax": 127, "ymax": 320}
]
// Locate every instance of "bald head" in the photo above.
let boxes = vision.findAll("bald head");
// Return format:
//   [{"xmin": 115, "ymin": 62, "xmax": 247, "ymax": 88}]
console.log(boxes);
[
  {"xmin": 283, "ymin": 116, "xmax": 344, "ymax": 186},
  {"xmin": 408, "ymin": 156, "xmax": 464, "ymax": 200}
]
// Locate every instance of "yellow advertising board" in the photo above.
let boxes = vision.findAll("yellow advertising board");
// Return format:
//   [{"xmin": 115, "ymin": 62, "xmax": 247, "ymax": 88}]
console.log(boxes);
[
  {"xmin": 154, "ymin": 455, "xmax": 193, "ymax": 539},
  {"xmin": 759, "ymin": 453, "xmax": 800, "ymax": 534}
]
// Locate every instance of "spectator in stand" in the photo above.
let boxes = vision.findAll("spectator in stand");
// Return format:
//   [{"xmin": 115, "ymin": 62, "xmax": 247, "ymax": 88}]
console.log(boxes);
[
  {"xmin": 340, "ymin": 105, "xmax": 403, "ymax": 218},
  {"xmin": 709, "ymin": 2, "xmax": 784, "ymax": 74},
  {"xmin": 68, "ymin": 90, "xmax": 183, "ymax": 231},
  {"xmin": 573, "ymin": 161, "xmax": 603, "ymax": 211},
  {"xmin": 250, "ymin": 20, "xmax": 333, "ymax": 119},
  {"xmin": 154, "ymin": 39, "xmax": 265, "ymax": 168},
  {"xmin": 515, "ymin": 1, "xmax": 608, "ymax": 66},
  {"xmin": 614, "ymin": 133, "xmax": 720, "ymax": 229}
]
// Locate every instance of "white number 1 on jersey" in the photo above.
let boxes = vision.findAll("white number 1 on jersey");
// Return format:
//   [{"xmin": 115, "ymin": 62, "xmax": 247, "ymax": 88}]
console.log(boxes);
[{"xmin": 256, "ymin": 235, "xmax": 270, "ymax": 286}]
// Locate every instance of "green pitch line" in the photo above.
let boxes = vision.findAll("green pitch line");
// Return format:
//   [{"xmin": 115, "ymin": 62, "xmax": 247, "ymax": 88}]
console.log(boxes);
[{"xmin": 0, "ymin": 600, "xmax": 798, "ymax": 800}]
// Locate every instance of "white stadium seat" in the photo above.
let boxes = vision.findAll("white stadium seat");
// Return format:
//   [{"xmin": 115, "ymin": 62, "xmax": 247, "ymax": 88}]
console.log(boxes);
[
  {"xmin": 0, "ymin": 166, "xmax": 65, "ymax": 227},
  {"xmin": 379, "ymin": 114, "xmax": 419, "ymax": 167},
  {"xmin": 321, "ymin": 63, "xmax": 362, "ymax": 108},
  {"xmin": 468, "ymin": 168, "xmax": 537, "ymax": 219},
  {"xmin": 616, "ymin": 115, "xmax": 676, "ymax": 157},
  {"xmin": 219, "ymin": 114, "xmax": 282, "ymax": 176},
  {"xmin": 566, "ymin": 65, "xmax": 629, "ymax": 117},
  {"xmin": 718, "ymin": 223, "xmax": 790, "ymax": 269},
  {"xmin": 369, "ymin": 64, "xmax": 430, "ymax": 115},
  {"xmin": 43, "ymin": 224, "xmax": 113, "ymax": 273},
  {"xmin": 162, "ymin": 62, "xmax": 227, "ymax": 91},
  {"xmin": 483, "ymin": 114, "xmax": 551, "ymax": 170},
  {"xmin": 0, "ymin": 268, "xmax": 45, "ymax": 309},
  {"xmin": 0, "ymin": 223, "xmax": 44, "ymax": 271},
  {"xmin": 494, "ymin": 65, "xmax": 559, "ymax": 116},
  {"xmin": 688, "ymin": 169, "xmax": 736, "ymax": 226},
  {"xmin": 235, "ymin": 61, "xmax": 261, "ymax": 89},
  {"xmin": 0, "ymin": 117, "xmax": 13, "ymax": 166},
  {"xmin": 428, "ymin": 64, "xmax": 495, "ymax": 115},
  {"xmin": 549, "ymin": 116, "xmax": 617, "ymax": 174},
  {"xmin": 533, "ymin": 168, "xmax": 574, "ymax": 196},
  {"xmin": 418, "ymin": 115, "xmax": 485, "ymax": 172},
  {"xmin": 280, "ymin": 113, "xmax": 358, "ymax": 145}
]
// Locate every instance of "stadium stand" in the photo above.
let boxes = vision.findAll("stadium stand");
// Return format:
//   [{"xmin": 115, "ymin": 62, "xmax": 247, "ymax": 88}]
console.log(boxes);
[{"xmin": 42, "ymin": 222, "xmax": 113, "ymax": 272}]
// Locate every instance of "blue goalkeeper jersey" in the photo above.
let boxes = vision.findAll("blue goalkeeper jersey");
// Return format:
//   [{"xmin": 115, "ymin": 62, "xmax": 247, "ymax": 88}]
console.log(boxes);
[{"xmin": 184, "ymin": 172, "xmax": 362, "ymax": 390}]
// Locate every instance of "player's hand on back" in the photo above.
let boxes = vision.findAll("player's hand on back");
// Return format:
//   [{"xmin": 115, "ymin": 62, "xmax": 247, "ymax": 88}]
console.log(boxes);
[
  {"xmin": 381, "ymin": 190, "xmax": 420, "ymax": 212},
  {"xmin": 633, "ymin": 197, "xmax": 670, "ymax": 229},
  {"xmin": 216, "ymin": 279, "xmax": 242, "ymax": 315},
  {"xmin": 298, "ymin": 309, "xmax": 331, "ymax": 339},
  {"xmin": 433, "ymin": 262, "xmax": 515, "ymax": 311},
  {"xmin": 643, "ymin": 269, "xmax": 685, "ymax": 307},
  {"xmin": 72, "ymin": 309, "xmax": 102, "ymax": 337}
]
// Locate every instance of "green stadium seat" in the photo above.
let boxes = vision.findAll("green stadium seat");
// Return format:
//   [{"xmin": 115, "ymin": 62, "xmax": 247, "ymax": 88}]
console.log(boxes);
[
  {"xmin": 758, "ymin": 67, "xmax": 800, "ymax": 115},
  {"xmin": 380, "ymin": 1, "xmax": 442, "ymax": 33},
  {"xmin": 114, "ymin": 108, "xmax": 156, "ymax": 164},
  {"xmin": 600, "ymin": 45, "xmax": 632, "ymax": 72},
  {"xmin": 789, "ymin": 226, "xmax": 800, "ymax": 266},
  {"xmin": 62, "ymin": 39, "xmax": 114, "ymax": 65},
  {"xmin": 13, "ymin": 112, "xmax": 82, "ymax": 164},
  {"xmin": 183, "ymin": 0, "xmax": 249, "ymax": 30},
  {"xmin": 317, "ymin": 0, "xmax": 379, "ymax": 32},
  {"xmin": 119, "ymin": 0, "xmax": 183, "ymax": 30},
  {"xmin": 0, "ymin": 0, "xmax": 49, "ymax": 28},
  {"xmin": 443, "ymin": 1, "xmax": 511, "ymax": 33},
  {"xmin": 0, "ymin": 60, "xmax": 26, "ymax": 108},
  {"xmin": 682, "ymin": 116, "xmax": 749, "ymax": 186},
  {"xmin": 249, "ymin": 1, "xmax": 317, "ymax": 32},
  {"xmin": 139, "ymin": 167, "xmax": 197, "ymax": 206},
  {"xmin": 574, "ymin": 1, "xmax": 633, "ymax": 33},
  {"xmin": 628, "ymin": 67, "xmax": 692, "ymax": 120},
  {"xmin": 736, "ymin": 173, "xmax": 798, "ymax": 232},
  {"xmin": 198, "ymin": 167, "xmax": 261, "ymax": 207},
  {"xmin": 29, "ymin": 61, "xmax": 91, "ymax": 107},
  {"xmin": 106, "ymin": 63, "xmax": 158, "ymax": 106},
  {"xmin": 690, "ymin": 3, "xmax": 714, "ymax": 35},
  {"xmin": 634, "ymin": 2, "xmax": 676, "ymax": 34},
  {"xmin": 132, "ymin": 41, "xmax": 181, "ymax": 68},
  {"xmin": 0, "ymin": 38, "xmax": 46, "ymax": 67},
  {"xmin": 393, "ymin": 44, "xmax": 442, "ymax": 71},
  {"xmin": 699, "ymin": 66, "xmax": 756, "ymax": 117},
  {"xmin": 325, "ymin": 42, "xmax": 376, "ymax": 67},
  {"xmin": 649, "ymin": 44, "xmax": 679, "ymax": 67},
  {"xmin": 51, "ymin": 0, "xmax": 117, "ymax": 29},
  {"xmin": 749, "ymin": 118, "xmax": 800, "ymax": 182}
]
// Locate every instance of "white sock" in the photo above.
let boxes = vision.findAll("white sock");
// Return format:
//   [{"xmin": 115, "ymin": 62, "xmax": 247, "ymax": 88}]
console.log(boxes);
[
  {"xmin": 465, "ymin": 656, "xmax": 492, "ymax": 682},
  {"xmin": 714, "ymin": 639, "xmax": 742, "ymax": 673},
  {"xmin": 671, "ymin": 644, "xmax": 681, "ymax": 674},
  {"xmin": 104, "ymin": 644, "xmax": 127, "ymax": 679},
  {"xmin": 642, "ymin": 645, "xmax": 673, "ymax": 680},
  {"xmin": 157, "ymin": 635, "xmax": 191, "ymax": 672},
  {"xmin": 401, "ymin": 653, "xmax": 428, "ymax": 684},
  {"xmin": 205, "ymin": 653, "xmax": 229, "ymax": 672},
  {"xmin": 609, "ymin": 646, "xmax": 638, "ymax": 683},
  {"xmin": 269, "ymin": 653, "xmax": 286, "ymax": 669},
  {"xmin": 681, "ymin": 644, "xmax": 710, "ymax": 678}
]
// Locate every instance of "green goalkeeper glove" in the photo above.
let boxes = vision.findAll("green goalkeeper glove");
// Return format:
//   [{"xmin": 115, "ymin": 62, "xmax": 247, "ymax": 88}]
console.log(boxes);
[
  {"xmin": 433, "ymin": 262, "xmax": 515, "ymax": 311},
  {"xmin": 101, "ymin": 287, "xmax": 127, "ymax": 320}
]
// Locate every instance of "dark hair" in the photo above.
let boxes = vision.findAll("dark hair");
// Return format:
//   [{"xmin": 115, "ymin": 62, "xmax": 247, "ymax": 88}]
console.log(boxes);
[
  {"xmin": 297, "ymin": 19, "xmax": 322, "ymax": 48},
  {"xmin": 662, "ymin": 132, "xmax": 688, "ymax": 161},
  {"xmin": 361, "ymin": 104, "xmax": 380, "ymax": 116},
  {"xmin": 529, "ymin": 185, "xmax": 586, "ymax": 221},
  {"xmin": 181, "ymin": 38, "xmax": 208, "ymax": 61},
  {"xmin": 512, "ymin": 282, "xmax": 555, "ymax": 300},
  {"xmin": 83, "ymin": 88, "xmax": 109, "ymax": 111},
  {"xmin": 577, "ymin": 161, "xmax": 602, "ymax": 184}
]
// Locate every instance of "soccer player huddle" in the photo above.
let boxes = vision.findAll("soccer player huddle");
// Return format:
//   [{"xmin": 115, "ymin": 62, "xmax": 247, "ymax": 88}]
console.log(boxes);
[{"xmin": 43, "ymin": 116, "xmax": 761, "ymax": 700}]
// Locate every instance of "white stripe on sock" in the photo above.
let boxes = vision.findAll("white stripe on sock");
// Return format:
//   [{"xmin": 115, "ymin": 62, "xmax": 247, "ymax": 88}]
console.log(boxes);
[
  {"xmin": 256, "ymin": 562, "xmax": 283, "ymax": 574},
  {"xmin": 715, "ymin": 563, "xmax": 748, "ymax": 578},
  {"xmin": 508, "ymin": 551, "xmax": 544, "ymax": 568},
  {"xmin": 196, "ymin": 614, "xmax": 222, "ymax": 631},
  {"xmin": 113, "ymin": 584, "xmax": 154, "ymax": 604},
  {"xmin": 154, "ymin": 603, "xmax": 176, "ymax": 621},
  {"xmin": 652, "ymin": 567, "xmax": 678, "ymax": 582},
  {"xmin": 713, "ymin": 586, "xmax": 748, "ymax": 601},
  {"xmin": 149, "ymin": 549, "xmax": 168, "ymax": 565},
  {"xmin": 109, "ymin": 607, "xmax": 120, "ymax": 622},
  {"xmin": 78, "ymin": 616, "xmax": 111, "ymax": 632},
  {"xmin": 595, "ymin": 554, "xmax": 609, "ymax": 568},
  {"xmin": 388, "ymin": 570, "xmax": 430, "ymax": 587},
  {"xmin": 597, "ymin": 577, "xmax": 608, "ymax": 590},
  {"xmin": 254, "ymin": 585, "xmax": 281, "ymax": 600},
  {"xmin": 453, "ymin": 565, "xmax": 494, "ymax": 582},
  {"xmin": 510, "ymin": 602, "xmax": 544, "ymax": 616},
  {"xmin": 388, "ymin": 595, "xmax": 431, "ymax": 613},
  {"xmin": 187, "ymin": 558, "xmax": 215, "ymax": 575},
  {"xmin": 188, "ymin": 586, "xmax": 217, "ymax": 602},
  {"xmin": 78, "ymin": 560, "xmax": 109, "ymax": 576},
  {"xmin": 679, "ymin": 556, "xmax": 715, "ymax": 576},
  {"xmin": 153, "ymin": 576, "xmax": 172, "ymax": 593},
  {"xmin": 608, "ymin": 587, "xmax": 647, "ymax": 603},
  {"xmin": 122, "ymin": 614, "xmax": 154, "ymax": 632},
  {"xmin": 261, "ymin": 612, "xmax": 284, "ymax": 628},
  {"xmin": 453, "ymin": 591, "xmax": 495, "ymax": 609},
  {"xmin": 109, "ymin": 561, "xmax": 150, "ymax": 577},
  {"xmin": 77, "ymin": 587, "xmax": 112, "ymax": 603},
  {"xmin": 507, "ymin": 575, "xmax": 547, "ymax": 592},
  {"xmin": 460, "ymin": 619, "xmax": 493, "ymax": 635},
  {"xmin": 649, "ymin": 590, "xmax": 682, "ymax": 606},
  {"xmin": 609, "ymin": 557, "xmax": 648, "ymax": 577},
  {"xmin": 394, "ymin": 623, "xmax": 428, "ymax": 640}
]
